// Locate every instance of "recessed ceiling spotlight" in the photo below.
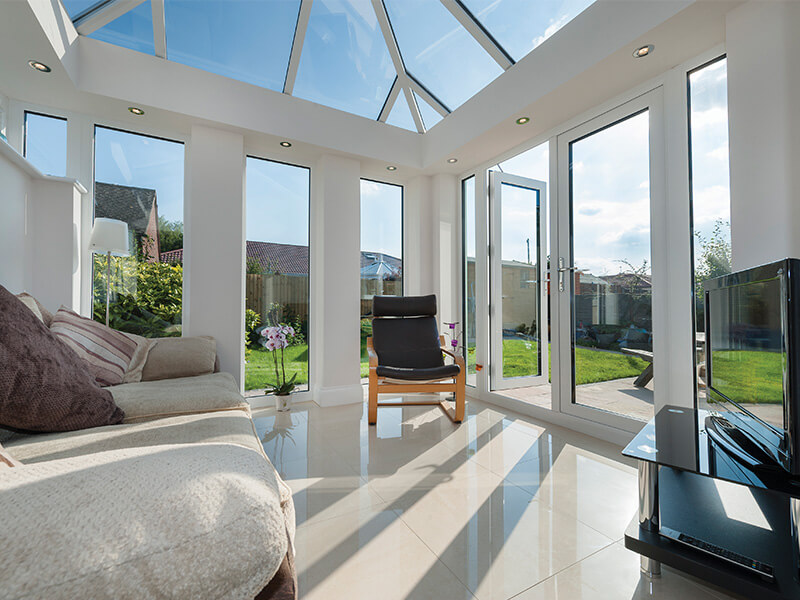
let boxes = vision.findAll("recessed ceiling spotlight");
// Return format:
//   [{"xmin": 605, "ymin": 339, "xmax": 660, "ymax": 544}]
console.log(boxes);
[
  {"xmin": 447, "ymin": 158, "xmax": 458, "ymax": 164},
  {"xmin": 128, "ymin": 107, "xmax": 145, "ymax": 116},
  {"xmin": 386, "ymin": 165, "xmax": 397, "ymax": 171},
  {"xmin": 279, "ymin": 141, "xmax": 292, "ymax": 148},
  {"xmin": 633, "ymin": 44, "xmax": 654, "ymax": 58},
  {"xmin": 516, "ymin": 117, "xmax": 530, "ymax": 125},
  {"xmin": 28, "ymin": 60, "xmax": 51, "ymax": 73}
]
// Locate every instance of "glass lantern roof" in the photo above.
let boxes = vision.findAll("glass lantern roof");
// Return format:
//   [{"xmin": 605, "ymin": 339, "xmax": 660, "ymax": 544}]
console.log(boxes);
[{"xmin": 63, "ymin": 0, "xmax": 594, "ymax": 133}]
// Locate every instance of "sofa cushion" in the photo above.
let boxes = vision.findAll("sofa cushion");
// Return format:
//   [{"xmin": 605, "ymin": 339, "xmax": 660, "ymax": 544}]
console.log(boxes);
[
  {"xmin": 141, "ymin": 336, "xmax": 217, "ymax": 382},
  {"xmin": 4, "ymin": 410, "xmax": 262, "ymax": 464},
  {"xmin": 121, "ymin": 332, "xmax": 154, "ymax": 384},
  {"xmin": 0, "ymin": 444, "xmax": 289, "ymax": 599},
  {"xmin": 51, "ymin": 307, "xmax": 139, "ymax": 387},
  {"xmin": 0, "ymin": 286, "xmax": 124, "ymax": 432},
  {"xmin": 15, "ymin": 292, "xmax": 53, "ymax": 326},
  {"xmin": 0, "ymin": 441, "xmax": 21, "ymax": 468},
  {"xmin": 108, "ymin": 372, "xmax": 247, "ymax": 421}
]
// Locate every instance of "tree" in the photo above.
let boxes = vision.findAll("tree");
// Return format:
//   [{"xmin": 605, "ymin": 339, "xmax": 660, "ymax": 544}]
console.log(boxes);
[
  {"xmin": 695, "ymin": 219, "xmax": 732, "ymax": 283},
  {"xmin": 158, "ymin": 216, "xmax": 184, "ymax": 253}
]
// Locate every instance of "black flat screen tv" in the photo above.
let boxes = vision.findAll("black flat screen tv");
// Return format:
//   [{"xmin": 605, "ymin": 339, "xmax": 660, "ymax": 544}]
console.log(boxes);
[{"xmin": 702, "ymin": 258, "xmax": 800, "ymax": 475}]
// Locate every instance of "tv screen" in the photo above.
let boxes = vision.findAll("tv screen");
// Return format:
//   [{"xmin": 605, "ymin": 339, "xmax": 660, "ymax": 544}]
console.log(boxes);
[{"xmin": 706, "ymin": 277, "xmax": 785, "ymax": 432}]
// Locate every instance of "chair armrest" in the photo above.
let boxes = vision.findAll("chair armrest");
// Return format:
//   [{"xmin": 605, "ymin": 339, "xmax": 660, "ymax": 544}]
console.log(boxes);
[
  {"xmin": 366, "ymin": 337, "xmax": 379, "ymax": 369},
  {"xmin": 441, "ymin": 346, "xmax": 466, "ymax": 367}
]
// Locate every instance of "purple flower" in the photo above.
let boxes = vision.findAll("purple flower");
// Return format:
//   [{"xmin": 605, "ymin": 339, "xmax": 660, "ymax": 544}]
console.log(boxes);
[
  {"xmin": 448, "ymin": 322, "xmax": 456, "ymax": 330},
  {"xmin": 451, "ymin": 339, "xmax": 458, "ymax": 348},
  {"xmin": 264, "ymin": 339, "xmax": 277, "ymax": 351}
]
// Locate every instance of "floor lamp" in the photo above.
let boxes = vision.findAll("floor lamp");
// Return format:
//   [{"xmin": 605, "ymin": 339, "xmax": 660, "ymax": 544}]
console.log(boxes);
[{"xmin": 89, "ymin": 218, "xmax": 130, "ymax": 327}]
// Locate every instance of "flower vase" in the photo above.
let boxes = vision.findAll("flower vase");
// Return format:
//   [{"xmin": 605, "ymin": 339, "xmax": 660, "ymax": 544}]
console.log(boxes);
[{"xmin": 275, "ymin": 393, "xmax": 292, "ymax": 412}]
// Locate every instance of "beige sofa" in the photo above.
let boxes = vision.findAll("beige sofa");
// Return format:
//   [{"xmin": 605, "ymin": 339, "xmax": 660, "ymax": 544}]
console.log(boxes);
[{"xmin": 0, "ymin": 343, "xmax": 296, "ymax": 600}]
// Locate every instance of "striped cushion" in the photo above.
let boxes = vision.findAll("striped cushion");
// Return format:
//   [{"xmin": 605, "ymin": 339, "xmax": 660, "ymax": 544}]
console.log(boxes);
[{"xmin": 51, "ymin": 308, "xmax": 139, "ymax": 387}]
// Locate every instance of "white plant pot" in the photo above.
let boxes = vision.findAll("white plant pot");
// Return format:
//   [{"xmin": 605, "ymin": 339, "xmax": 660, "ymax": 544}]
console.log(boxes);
[{"xmin": 275, "ymin": 393, "xmax": 292, "ymax": 412}]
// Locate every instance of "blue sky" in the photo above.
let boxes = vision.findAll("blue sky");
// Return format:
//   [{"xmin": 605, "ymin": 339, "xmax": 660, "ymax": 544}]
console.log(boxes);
[
  {"xmin": 360, "ymin": 179, "xmax": 403, "ymax": 258},
  {"xmin": 94, "ymin": 126, "xmax": 185, "ymax": 224},
  {"xmin": 24, "ymin": 113, "xmax": 67, "ymax": 177}
]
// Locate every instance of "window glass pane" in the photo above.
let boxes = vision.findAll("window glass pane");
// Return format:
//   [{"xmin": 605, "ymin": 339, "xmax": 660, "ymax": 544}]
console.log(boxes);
[
  {"xmin": 386, "ymin": 95, "xmax": 416, "ymax": 132},
  {"xmin": 93, "ymin": 126, "xmax": 184, "ymax": 337},
  {"xmin": 570, "ymin": 110, "xmax": 653, "ymax": 421},
  {"xmin": 24, "ymin": 112, "xmax": 67, "ymax": 177},
  {"xmin": 294, "ymin": 0, "xmax": 394, "ymax": 119},
  {"xmin": 462, "ymin": 0, "xmax": 594, "ymax": 61},
  {"xmin": 415, "ymin": 92, "xmax": 442, "ymax": 130},
  {"xmin": 62, "ymin": 0, "xmax": 102, "ymax": 19},
  {"xmin": 164, "ymin": 0, "xmax": 300, "ymax": 93},
  {"xmin": 245, "ymin": 158, "xmax": 311, "ymax": 394},
  {"xmin": 89, "ymin": 0, "xmax": 154, "ymax": 55},
  {"xmin": 689, "ymin": 57, "xmax": 731, "ymax": 335},
  {"xmin": 462, "ymin": 176, "xmax": 477, "ymax": 386},
  {"xmin": 360, "ymin": 180, "xmax": 403, "ymax": 375},
  {"xmin": 384, "ymin": 0, "xmax": 503, "ymax": 110}
]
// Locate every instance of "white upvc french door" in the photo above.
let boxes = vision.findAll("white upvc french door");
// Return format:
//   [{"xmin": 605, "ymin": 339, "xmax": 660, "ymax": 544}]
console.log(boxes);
[
  {"xmin": 489, "ymin": 171, "xmax": 549, "ymax": 391},
  {"xmin": 552, "ymin": 89, "xmax": 666, "ymax": 432}
]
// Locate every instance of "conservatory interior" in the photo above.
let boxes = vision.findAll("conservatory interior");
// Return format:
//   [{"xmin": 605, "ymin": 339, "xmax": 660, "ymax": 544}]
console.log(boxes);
[{"xmin": 1, "ymin": 0, "xmax": 798, "ymax": 599}]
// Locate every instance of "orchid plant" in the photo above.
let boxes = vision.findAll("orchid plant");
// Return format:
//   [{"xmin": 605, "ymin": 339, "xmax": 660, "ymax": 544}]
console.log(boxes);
[{"xmin": 260, "ymin": 325, "xmax": 298, "ymax": 396}]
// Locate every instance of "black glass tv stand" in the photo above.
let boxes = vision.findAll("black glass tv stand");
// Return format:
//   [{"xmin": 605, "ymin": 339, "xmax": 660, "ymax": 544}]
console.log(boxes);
[{"xmin": 623, "ymin": 407, "xmax": 800, "ymax": 599}]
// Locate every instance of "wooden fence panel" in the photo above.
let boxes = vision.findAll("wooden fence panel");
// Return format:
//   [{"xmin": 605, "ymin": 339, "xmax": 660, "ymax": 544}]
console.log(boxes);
[{"xmin": 246, "ymin": 274, "xmax": 309, "ymax": 325}]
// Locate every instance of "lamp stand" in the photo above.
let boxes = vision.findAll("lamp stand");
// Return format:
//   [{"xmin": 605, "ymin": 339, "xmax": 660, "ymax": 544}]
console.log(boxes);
[{"xmin": 105, "ymin": 250, "xmax": 111, "ymax": 327}]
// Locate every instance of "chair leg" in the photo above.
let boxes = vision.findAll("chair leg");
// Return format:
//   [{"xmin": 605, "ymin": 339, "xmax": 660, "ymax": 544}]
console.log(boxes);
[
  {"xmin": 454, "ymin": 371, "xmax": 466, "ymax": 423},
  {"xmin": 368, "ymin": 372, "xmax": 378, "ymax": 425}
]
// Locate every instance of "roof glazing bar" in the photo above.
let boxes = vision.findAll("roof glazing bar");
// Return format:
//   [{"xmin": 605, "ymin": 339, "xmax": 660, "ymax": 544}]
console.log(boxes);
[
  {"xmin": 74, "ymin": 0, "xmax": 146, "ymax": 35},
  {"xmin": 151, "ymin": 0, "xmax": 166, "ymax": 58},
  {"xmin": 407, "ymin": 73, "xmax": 450, "ymax": 117},
  {"xmin": 378, "ymin": 77, "xmax": 402, "ymax": 122},
  {"xmin": 439, "ymin": 0, "xmax": 514, "ymax": 70},
  {"xmin": 284, "ymin": 0, "xmax": 314, "ymax": 95},
  {"xmin": 371, "ymin": 0, "xmax": 424, "ymax": 132}
]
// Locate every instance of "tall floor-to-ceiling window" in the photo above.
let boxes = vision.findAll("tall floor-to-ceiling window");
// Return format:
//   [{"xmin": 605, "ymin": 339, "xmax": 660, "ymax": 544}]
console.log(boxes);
[
  {"xmin": 462, "ymin": 176, "xmax": 477, "ymax": 386},
  {"xmin": 245, "ymin": 157, "xmax": 311, "ymax": 394},
  {"xmin": 23, "ymin": 112, "xmax": 67, "ymax": 177},
  {"xmin": 92, "ymin": 126, "xmax": 184, "ymax": 336},
  {"xmin": 689, "ymin": 57, "xmax": 731, "ymax": 333},
  {"xmin": 360, "ymin": 179, "xmax": 403, "ymax": 376}
]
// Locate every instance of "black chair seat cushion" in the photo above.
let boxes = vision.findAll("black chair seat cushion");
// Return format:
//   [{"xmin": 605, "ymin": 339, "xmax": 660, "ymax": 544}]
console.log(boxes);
[{"xmin": 376, "ymin": 364, "xmax": 461, "ymax": 381}]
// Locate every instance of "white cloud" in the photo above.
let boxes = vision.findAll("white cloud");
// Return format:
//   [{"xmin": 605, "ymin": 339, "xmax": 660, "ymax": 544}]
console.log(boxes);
[
  {"xmin": 707, "ymin": 145, "xmax": 729, "ymax": 161},
  {"xmin": 531, "ymin": 14, "xmax": 569, "ymax": 48},
  {"xmin": 691, "ymin": 106, "xmax": 727, "ymax": 130}
]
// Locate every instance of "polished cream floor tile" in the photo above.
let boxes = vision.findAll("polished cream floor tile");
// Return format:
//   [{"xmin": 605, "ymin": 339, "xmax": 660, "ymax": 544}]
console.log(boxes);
[
  {"xmin": 256, "ymin": 397, "xmax": 737, "ymax": 600},
  {"xmin": 512, "ymin": 542, "xmax": 730, "ymax": 600}
]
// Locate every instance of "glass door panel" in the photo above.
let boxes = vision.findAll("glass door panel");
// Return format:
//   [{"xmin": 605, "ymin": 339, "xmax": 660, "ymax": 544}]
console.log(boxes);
[
  {"xmin": 556, "ymin": 98, "xmax": 658, "ymax": 428},
  {"xmin": 490, "ymin": 171, "xmax": 548, "ymax": 390}
]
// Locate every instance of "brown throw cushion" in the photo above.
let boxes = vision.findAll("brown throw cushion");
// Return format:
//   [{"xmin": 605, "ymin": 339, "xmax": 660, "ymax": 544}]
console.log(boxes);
[
  {"xmin": 0, "ymin": 286, "xmax": 124, "ymax": 432},
  {"xmin": 51, "ymin": 307, "xmax": 140, "ymax": 387},
  {"xmin": 141, "ymin": 336, "xmax": 217, "ymax": 382}
]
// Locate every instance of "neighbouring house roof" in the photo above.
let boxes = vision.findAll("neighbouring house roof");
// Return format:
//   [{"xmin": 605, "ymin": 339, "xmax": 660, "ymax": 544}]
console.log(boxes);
[
  {"xmin": 160, "ymin": 242, "xmax": 400, "ymax": 278},
  {"xmin": 601, "ymin": 272, "xmax": 652, "ymax": 290},
  {"xmin": 94, "ymin": 182, "xmax": 157, "ymax": 241}
]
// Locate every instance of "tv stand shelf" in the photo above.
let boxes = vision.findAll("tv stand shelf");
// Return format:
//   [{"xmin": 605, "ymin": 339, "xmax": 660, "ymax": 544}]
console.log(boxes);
[{"xmin": 623, "ymin": 410, "xmax": 800, "ymax": 600}]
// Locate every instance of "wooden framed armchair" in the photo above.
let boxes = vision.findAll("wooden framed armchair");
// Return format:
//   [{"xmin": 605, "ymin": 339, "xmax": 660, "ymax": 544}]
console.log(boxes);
[{"xmin": 366, "ymin": 294, "xmax": 465, "ymax": 425}]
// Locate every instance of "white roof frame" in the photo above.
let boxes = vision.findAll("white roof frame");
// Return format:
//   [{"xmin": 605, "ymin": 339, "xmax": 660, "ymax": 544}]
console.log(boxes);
[
  {"xmin": 439, "ymin": 0, "xmax": 514, "ymax": 70},
  {"xmin": 73, "ymin": 0, "xmax": 145, "ymax": 36},
  {"xmin": 378, "ymin": 76, "xmax": 402, "ymax": 122},
  {"xmin": 283, "ymin": 0, "xmax": 314, "ymax": 95},
  {"xmin": 371, "ymin": 0, "xmax": 425, "ymax": 132},
  {"xmin": 151, "ymin": 0, "xmax": 166, "ymax": 58}
]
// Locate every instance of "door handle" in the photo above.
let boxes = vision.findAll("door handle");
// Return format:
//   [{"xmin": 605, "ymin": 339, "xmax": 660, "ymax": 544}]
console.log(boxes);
[{"xmin": 558, "ymin": 257, "xmax": 576, "ymax": 292}]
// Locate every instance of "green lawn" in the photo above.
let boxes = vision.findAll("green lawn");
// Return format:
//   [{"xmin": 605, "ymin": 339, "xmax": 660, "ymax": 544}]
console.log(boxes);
[
  {"xmin": 246, "ymin": 338, "xmax": 650, "ymax": 391},
  {"xmin": 245, "ymin": 345, "xmax": 309, "ymax": 392},
  {"xmin": 500, "ymin": 338, "xmax": 650, "ymax": 385},
  {"xmin": 710, "ymin": 349, "xmax": 783, "ymax": 404}
]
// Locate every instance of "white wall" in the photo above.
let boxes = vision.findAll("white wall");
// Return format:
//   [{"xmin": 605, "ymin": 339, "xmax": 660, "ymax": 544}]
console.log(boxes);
[
  {"xmin": 0, "ymin": 149, "xmax": 31, "ymax": 294},
  {"xmin": 404, "ymin": 175, "xmax": 435, "ymax": 297},
  {"xmin": 431, "ymin": 173, "xmax": 459, "ymax": 329},
  {"xmin": 183, "ymin": 125, "xmax": 245, "ymax": 386},
  {"xmin": 310, "ymin": 154, "xmax": 362, "ymax": 406},
  {"xmin": 727, "ymin": 0, "xmax": 800, "ymax": 270}
]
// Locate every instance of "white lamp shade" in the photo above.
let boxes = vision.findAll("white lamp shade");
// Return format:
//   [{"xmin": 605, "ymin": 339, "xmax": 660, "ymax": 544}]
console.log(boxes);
[{"xmin": 89, "ymin": 218, "xmax": 130, "ymax": 256}]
